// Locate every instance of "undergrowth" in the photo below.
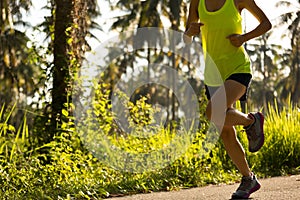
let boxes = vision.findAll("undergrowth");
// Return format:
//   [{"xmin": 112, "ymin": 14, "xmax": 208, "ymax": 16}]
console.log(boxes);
[{"xmin": 0, "ymin": 95, "xmax": 299, "ymax": 199}]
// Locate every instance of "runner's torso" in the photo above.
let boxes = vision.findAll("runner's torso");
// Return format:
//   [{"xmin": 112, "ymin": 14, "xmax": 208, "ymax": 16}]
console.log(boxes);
[{"xmin": 198, "ymin": 0, "xmax": 251, "ymax": 86}]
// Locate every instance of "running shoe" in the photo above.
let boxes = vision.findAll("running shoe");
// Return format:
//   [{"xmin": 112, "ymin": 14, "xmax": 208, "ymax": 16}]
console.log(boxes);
[
  {"xmin": 244, "ymin": 112, "xmax": 265, "ymax": 152},
  {"xmin": 231, "ymin": 173, "xmax": 261, "ymax": 199}
]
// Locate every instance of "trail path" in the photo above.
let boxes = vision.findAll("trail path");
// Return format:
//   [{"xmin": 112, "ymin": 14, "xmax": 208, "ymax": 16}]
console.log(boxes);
[{"xmin": 109, "ymin": 175, "xmax": 300, "ymax": 200}]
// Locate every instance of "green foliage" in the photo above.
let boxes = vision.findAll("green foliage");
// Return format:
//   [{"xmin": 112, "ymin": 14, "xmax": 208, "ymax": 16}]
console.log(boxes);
[
  {"xmin": 0, "ymin": 94, "xmax": 299, "ymax": 199},
  {"xmin": 243, "ymin": 100, "xmax": 300, "ymax": 176}
]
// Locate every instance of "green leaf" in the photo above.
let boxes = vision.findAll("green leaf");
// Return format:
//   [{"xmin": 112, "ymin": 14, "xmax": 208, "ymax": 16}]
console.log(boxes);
[{"xmin": 62, "ymin": 109, "xmax": 69, "ymax": 117}]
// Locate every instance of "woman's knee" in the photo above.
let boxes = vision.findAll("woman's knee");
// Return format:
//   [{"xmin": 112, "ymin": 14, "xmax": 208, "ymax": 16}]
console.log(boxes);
[
  {"xmin": 221, "ymin": 126, "xmax": 237, "ymax": 141},
  {"xmin": 206, "ymin": 101, "xmax": 233, "ymax": 125}
]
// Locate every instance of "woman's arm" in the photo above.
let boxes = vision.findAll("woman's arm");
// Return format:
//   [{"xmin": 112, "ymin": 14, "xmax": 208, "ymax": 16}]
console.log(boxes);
[
  {"xmin": 184, "ymin": 0, "xmax": 203, "ymax": 43},
  {"xmin": 228, "ymin": 0, "xmax": 272, "ymax": 47},
  {"xmin": 241, "ymin": 0, "xmax": 272, "ymax": 41}
]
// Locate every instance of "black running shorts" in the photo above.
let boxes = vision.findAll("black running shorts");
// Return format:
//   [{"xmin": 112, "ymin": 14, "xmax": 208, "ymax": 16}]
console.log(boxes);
[{"xmin": 205, "ymin": 73, "xmax": 252, "ymax": 101}]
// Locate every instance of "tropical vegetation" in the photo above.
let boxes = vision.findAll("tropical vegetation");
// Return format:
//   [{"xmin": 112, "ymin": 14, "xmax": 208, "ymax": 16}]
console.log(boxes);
[{"xmin": 0, "ymin": 0, "xmax": 299, "ymax": 199}]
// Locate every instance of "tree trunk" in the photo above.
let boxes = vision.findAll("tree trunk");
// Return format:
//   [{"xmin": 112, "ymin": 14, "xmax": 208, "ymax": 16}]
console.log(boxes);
[
  {"xmin": 51, "ymin": 0, "xmax": 73, "ymax": 137},
  {"xmin": 50, "ymin": 0, "xmax": 87, "ymax": 139}
]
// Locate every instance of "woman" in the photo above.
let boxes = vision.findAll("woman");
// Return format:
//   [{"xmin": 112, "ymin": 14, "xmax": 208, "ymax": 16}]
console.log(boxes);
[{"xmin": 184, "ymin": 0, "xmax": 271, "ymax": 199}]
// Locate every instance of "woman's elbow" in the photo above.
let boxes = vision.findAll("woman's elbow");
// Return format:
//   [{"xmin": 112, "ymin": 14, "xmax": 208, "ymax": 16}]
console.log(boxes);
[{"xmin": 265, "ymin": 20, "xmax": 272, "ymax": 32}]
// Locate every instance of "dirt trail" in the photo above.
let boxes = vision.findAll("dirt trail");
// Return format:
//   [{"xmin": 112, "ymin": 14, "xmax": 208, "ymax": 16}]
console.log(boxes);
[{"xmin": 109, "ymin": 175, "xmax": 300, "ymax": 200}]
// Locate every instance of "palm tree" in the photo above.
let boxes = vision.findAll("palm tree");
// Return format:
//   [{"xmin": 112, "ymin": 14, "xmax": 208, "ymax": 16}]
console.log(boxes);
[
  {"xmin": 110, "ymin": 0, "xmax": 196, "ymax": 122},
  {"xmin": 0, "ymin": 0, "xmax": 41, "ymax": 117},
  {"xmin": 276, "ymin": 0, "xmax": 300, "ymax": 105},
  {"xmin": 246, "ymin": 33, "xmax": 286, "ymax": 109},
  {"xmin": 50, "ymin": 0, "xmax": 100, "ymax": 138}
]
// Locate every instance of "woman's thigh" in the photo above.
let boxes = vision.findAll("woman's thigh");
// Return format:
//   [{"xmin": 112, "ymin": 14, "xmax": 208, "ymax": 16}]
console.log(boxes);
[{"xmin": 206, "ymin": 80, "xmax": 246, "ymax": 125}]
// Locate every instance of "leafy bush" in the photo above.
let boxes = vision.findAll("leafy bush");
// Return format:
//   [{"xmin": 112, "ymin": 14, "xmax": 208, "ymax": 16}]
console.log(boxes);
[{"xmin": 0, "ymin": 93, "xmax": 299, "ymax": 199}]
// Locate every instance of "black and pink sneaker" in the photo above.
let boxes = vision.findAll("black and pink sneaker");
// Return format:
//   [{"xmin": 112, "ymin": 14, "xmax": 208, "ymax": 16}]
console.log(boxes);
[
  {"xmin": 244, "ymin": 112, "xmax": 265, "ymax": 153},
  {"xmin": 231, "ymin": 173, "xmax": 261, "ymax": 199}
]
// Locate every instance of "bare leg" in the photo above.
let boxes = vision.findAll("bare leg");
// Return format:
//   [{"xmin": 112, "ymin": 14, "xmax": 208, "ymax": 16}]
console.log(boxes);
[
  {"xmin": 221, "ymin": 126, "xmax": 251, "ymax": 177},
  {"xmin": 206, "ymin": 80, "xmax": 254, "ymax": 128},
  {"xmin": 225, "ymin": 108, "xmax": 253, "ymax": 127},
  {"xmin": 205, "ymin": 80, "xmax": 254, "ymax": 177}
]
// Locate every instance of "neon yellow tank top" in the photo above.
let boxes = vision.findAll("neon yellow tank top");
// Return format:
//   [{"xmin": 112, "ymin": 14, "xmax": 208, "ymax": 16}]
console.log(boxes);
[{"xmin": 198, "ymin": 0, "xmax": 251, "ymax": 86}]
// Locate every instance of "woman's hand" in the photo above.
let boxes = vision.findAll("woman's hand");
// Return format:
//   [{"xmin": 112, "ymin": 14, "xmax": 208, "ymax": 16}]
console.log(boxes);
[
  {"xmin": 183, "ymin": 22, "xmax": 203, "ymax": 44},
  {"xmin": 227, "ymin": 34, "xmax": 246, "ymax": 47},
  {"xmin": 185, "ymin": 22, "xmax": 203, "ymax": 37}
]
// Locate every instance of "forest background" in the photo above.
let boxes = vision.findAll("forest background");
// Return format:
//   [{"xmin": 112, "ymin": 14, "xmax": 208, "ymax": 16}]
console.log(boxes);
[{"xmin": 0, "ymin": 0, "xmax": 299, "ymax": 199}]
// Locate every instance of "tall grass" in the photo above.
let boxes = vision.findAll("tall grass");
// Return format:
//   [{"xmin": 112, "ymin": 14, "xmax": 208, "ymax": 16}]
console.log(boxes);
[
  {"xmin": 0, "ymin": 103, "xmax": 29, "ymax": 163},
  {"xmin": 245, "ymin": 101, "xmax": 300, "ymax": 176},
  {"xmin": 0, "ymin": 100, "xmax": 299, "ymax": 199}
]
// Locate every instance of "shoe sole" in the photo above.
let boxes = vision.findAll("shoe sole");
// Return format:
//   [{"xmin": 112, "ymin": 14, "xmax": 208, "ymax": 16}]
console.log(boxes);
[{"xmin": 231, "ymin": 183, "xmax": 261, "ymax": 199}]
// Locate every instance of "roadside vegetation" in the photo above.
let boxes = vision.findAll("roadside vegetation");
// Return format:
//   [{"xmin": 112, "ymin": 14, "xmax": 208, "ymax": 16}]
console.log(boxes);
[
  {"xmin": 1, "ymin": 0, "xmax": 300, "ymax": 199},
  {"xmin": 0, "ymin": 97, "xmax": 299, "ymax": 199}
]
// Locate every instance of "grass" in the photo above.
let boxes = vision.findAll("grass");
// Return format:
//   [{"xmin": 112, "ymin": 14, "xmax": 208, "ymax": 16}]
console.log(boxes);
[
  {"xmin": 0, "ymin": 98, "xmax": 299, "ymax": 199},
  {"xmin": 247, "ymin": 101, "xmax": 300, "ymax": 176}
]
